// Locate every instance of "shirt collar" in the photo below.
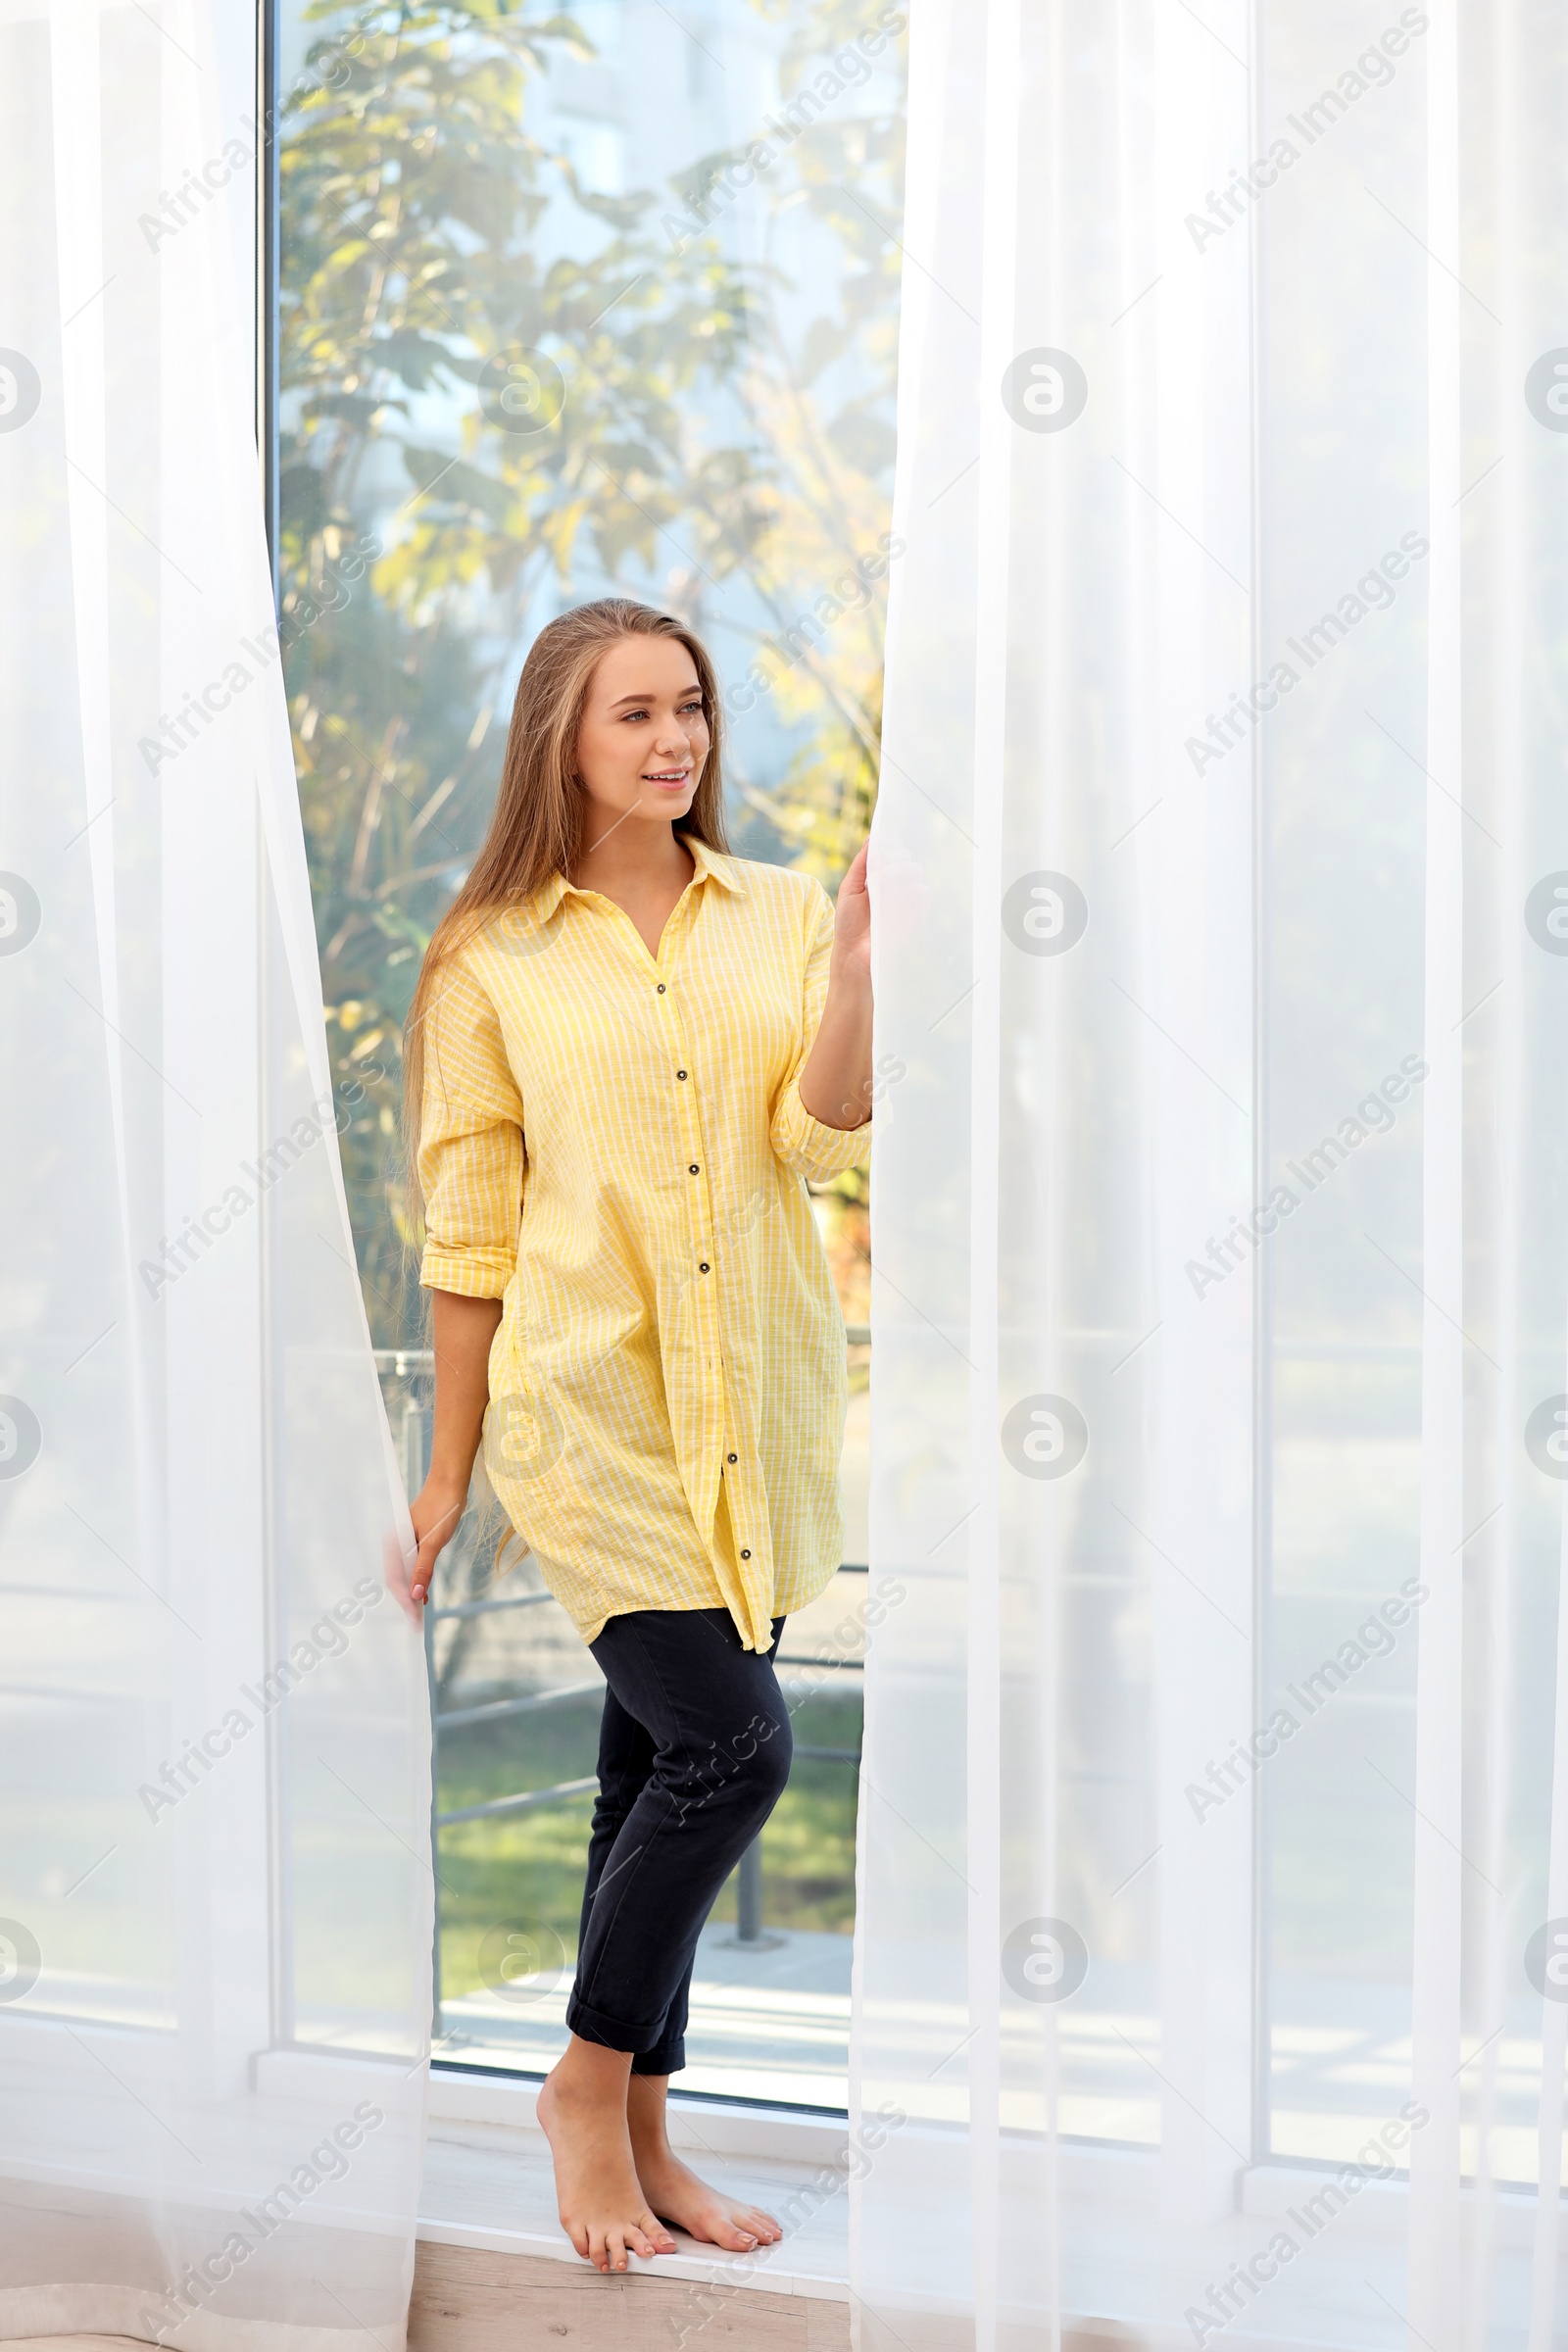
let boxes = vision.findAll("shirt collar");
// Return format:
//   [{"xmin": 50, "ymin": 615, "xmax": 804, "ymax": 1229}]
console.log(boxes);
[
  {"xmin": 531, "ymin": 835, "xmax": 746, "ymax": 920},
  {"xmin": 685, "ymin": 837, "xmax": 746, "ymax": 895}
]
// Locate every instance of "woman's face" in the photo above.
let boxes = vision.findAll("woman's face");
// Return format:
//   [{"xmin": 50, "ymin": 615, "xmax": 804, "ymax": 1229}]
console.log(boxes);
[{"xmin": 575, "ymin": 634, "xmax": 710, "ymax": 836}]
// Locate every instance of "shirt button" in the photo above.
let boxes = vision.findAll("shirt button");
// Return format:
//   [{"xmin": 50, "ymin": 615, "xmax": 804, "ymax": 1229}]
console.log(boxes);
[
  {"xmin": 699, "ymin": 1261, "xmax": 710, "ymax": 1273},
  {"xmin": 688, "ymin": 1164, "xmax": 700, "ymax": 1175},
  {"xmin": 657, "ymin": 983, "xmax": 666, "ymax": 993},
  {"xmin": 676, "ymin": 1069, "xmax": 688, "ymax": 1080},
  {"xmin": 727, "ymin": 1452, "xmax": 737, "ymax": 1463},
  {"xmin": 740, "ymin": 1549, "xmax": 752, "ymax": 1561}
]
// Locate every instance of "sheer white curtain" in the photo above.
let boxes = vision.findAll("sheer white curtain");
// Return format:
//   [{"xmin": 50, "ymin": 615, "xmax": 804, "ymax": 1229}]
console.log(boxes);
[
  {"xmin": 857, "ymin": 0, "xmax": 1568, "ymax": 2341},
  {"xmin": 0, "ymin": 0, "xmax": 429, "ymax": 2343}
]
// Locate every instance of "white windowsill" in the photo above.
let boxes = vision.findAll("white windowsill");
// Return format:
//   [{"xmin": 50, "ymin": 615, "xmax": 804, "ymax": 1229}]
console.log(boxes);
[{"xmin": 419, "ymin": 2064, "xmax": 853, "ymax": 2299}]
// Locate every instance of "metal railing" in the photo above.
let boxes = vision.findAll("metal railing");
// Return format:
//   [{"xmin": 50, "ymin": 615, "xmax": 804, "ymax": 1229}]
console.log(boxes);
[{"xmin": 375, "ymin": 1339, "xmax": 868, "ymax": 2024}]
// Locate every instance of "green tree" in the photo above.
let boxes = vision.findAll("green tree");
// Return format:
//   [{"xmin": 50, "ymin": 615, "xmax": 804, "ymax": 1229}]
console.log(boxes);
[
  {"xmin": 665, "ymin": 0, "xmax": 904, "ymax": 880},
  {"xmin": 280, "ymin": 0, "xmax": 767, "ymax": 1336}
]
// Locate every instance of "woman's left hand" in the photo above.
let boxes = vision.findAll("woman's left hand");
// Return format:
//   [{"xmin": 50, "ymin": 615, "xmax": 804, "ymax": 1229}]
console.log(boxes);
[
  {"xmin": 831, "ymin": 840, "xmax": 871, "ymax": 982},
  {"xmin": 799, "ymin": 840, "xmax": 874, "ymax": 1130}
]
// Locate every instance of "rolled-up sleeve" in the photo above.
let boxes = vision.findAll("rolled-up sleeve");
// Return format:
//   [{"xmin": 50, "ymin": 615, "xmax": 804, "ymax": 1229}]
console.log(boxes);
[
  {"xmin": 417, "ymin": 956, "xmax": 525, "ymax": 1298},
  {"xmin": 769, "ymin": 881, "xmax": 872, "ymax": 1182}
]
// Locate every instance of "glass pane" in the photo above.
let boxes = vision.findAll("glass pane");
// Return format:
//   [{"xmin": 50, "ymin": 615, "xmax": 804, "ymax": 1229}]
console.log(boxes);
[{"xmin": 280, "ymin": 0, "xmax": 903, "ymax": 2107}]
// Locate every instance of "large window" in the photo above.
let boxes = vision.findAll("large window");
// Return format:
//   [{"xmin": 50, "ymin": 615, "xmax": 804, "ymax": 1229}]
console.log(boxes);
[{"xmin": 272, "ymin": 0, "xmax": 903, "ymax": 2106}]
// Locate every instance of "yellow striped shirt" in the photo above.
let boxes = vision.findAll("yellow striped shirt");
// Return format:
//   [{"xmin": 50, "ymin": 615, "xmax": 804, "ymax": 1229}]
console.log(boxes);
[{"xmin": 417, "ymin": 841, "xmax": 870, "ymax": 1652}]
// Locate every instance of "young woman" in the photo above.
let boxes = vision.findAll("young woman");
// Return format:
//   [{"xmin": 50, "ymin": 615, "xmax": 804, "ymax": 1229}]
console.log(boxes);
[{"xmin": 401, "ymin": 598, "xmax": 873, "ymax": 2276}]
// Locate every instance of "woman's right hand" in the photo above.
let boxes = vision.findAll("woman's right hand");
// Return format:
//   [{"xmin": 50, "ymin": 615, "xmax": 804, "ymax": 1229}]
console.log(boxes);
[
  {"xmin": 409, "ymin": 1473, "xmax": 470, "ymax": 1609},
  {"xmin": 395, "ymin": 1291, "xmax": 504, "ymax": 1619}
]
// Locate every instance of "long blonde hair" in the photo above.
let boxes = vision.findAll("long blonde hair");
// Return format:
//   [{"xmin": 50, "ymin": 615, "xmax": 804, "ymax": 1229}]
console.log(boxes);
[{"xmin": 403, "ymin": 598, "xmax": 729, "ymax": 1199}]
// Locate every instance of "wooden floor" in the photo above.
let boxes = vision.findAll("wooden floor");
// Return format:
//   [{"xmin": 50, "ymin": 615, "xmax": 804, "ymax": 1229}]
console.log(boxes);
[
  {"xmin": 0, "ymin": 2238, "xmax": 853, "ymax": 2352},
  {"xmin": 413, "ymin": 2239, "xmax": 848, "ymax": 2351}
]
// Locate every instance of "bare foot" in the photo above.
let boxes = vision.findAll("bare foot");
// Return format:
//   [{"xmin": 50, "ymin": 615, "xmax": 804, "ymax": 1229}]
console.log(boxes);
[
  {"xmin": 633, "ymin": 2144, "xmax": 783, "ymax": 2252},
  {"xmin": 626, "ymin": 2076, "xmax": 782, "ymax": 2253},
  {"xmin": 537, "ymin": 2044, "xmax": 678, "ymax": 2273}
]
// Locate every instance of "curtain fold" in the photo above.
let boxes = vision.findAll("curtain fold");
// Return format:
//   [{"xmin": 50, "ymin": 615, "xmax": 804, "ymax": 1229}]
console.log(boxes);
[
  {"xmin": 857, "ymin": 0, "xmax": 1568, "ymax": 2342},
  {"xmin": 0, "ymin": 0, "xmax": 429, "ymax": 2343}
]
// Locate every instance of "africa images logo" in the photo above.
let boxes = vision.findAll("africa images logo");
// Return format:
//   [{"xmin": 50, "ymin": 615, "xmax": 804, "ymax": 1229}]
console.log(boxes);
[
  {"xmin": 1001, "ymin": 350, "xmax": 1088, "ymax": 434},
  {"xmin": 1525, "ymin": 1397, "xmax": 1568, "ymax": 1480},
  {"xmin": 1003, "ymin": 1917, "xmax": 1089, "ymax": 2004},
  {"xmin": 1002, "ymin": 1395, "xmax": 1089, "ymax": 1480},
  {"xmin": 0, "ymin": 872, "xmax": 42, "ymax": 953},
  {"xmin": 0, "ymin": 350, "xmax": 41, "ymax": 433},
  {"xmin": 0, "ymin": 1396, "xmax": 42, "ymax": 1481}
]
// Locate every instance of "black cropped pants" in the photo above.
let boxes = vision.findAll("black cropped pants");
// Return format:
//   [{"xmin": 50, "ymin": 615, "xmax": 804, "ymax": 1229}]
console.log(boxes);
[{"xmin": 564, "ymin": 1606, "xmax": 791, "ymax": 2075}]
